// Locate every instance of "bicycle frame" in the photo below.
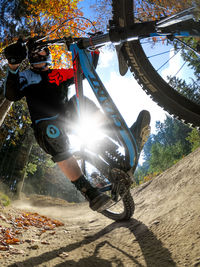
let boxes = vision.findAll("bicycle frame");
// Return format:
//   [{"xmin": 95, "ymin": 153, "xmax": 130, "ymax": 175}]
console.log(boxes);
[
  {"xmin": 31, "ymin": 4, "xmax": 200, "ymax": 151},
  {"xmin": 70, "ymin": 43, "xmax": 138, "ymax": 169}
]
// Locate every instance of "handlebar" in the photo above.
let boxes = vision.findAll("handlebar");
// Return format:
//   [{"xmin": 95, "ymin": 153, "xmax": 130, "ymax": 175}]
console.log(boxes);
[
  {"xmin": 31, "ymin": 36, "xmax": 80, "ymax": 50},
  {"xmin": 30, "ymin": 32, "xmax": 111, "ymax": 52}
]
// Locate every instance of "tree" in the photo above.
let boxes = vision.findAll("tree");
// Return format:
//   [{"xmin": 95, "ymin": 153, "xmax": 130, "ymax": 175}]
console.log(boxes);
[
  {"xmin": 15, "ymin": 127, "xmax": 34, "ymax": 199},
  {"xmin": 149, "ymin": 140, "xmax": 187, "ymax": 173},
  {"xmin": 91, "ymin": 0, "xmax": 196, "ymax": 29},
  {"xmin": 0, "ymin": 100, "xmax": 12, "ymax": 127},
  {"xmin": 0, "ymin": 0, "xmax": 29, "ymax": 42},
  {"xmin": 23, "ymin": 145, "xmax": 84, "ymax": 203},
  {"xmin": 0, "ymin": 98, "xmax": 32, "ymax": 194},
  {"xmin": 135, "ymin": 115, "xmax": 192, "ymax": 182},
  {"xmin": 186, "ymin": 128, "xmax": 200, "ymax": 151},
  {"xmin": 179, "ymin": 37, "xmax": 200, "ymax": 83},
  {"xmin": 149, "ymin": 117, "xmax": 192, "ymax": 171}
]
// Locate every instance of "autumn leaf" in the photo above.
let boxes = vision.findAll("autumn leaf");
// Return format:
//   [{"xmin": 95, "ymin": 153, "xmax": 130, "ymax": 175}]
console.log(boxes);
[{"xmin": 0, "ymin": 212, "xmax": 64, "ymax": 250}]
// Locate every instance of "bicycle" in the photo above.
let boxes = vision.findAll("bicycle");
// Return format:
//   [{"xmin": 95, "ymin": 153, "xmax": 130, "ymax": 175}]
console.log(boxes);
[{"xmin": 7, "ymin": 0, "xmax": 200, "ymax": 221}]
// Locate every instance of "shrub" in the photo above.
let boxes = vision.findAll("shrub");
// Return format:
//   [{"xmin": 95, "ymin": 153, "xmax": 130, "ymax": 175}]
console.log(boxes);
[{"xmin": 0, "ymin": 192, "xmax": 11, "ymax": 207}]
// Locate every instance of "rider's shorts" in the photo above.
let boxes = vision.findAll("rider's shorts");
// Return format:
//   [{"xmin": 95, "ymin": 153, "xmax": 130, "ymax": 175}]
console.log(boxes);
[
  {"xmin": 33, "ymin": 96, "xmax": 99, "ymax": 162},
  {"xmin": 33, "ymin": 119, "xmax": 71, "ymax": 162}
]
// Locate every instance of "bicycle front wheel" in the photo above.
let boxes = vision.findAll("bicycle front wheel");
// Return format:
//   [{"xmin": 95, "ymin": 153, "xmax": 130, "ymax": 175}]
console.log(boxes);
[{"xmin": 112, "ymin": 0, "xmax": 200, "ymax": 127}]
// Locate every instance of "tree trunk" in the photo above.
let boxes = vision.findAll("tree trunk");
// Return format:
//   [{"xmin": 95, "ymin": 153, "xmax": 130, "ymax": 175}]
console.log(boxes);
[
  {"xmin": 0, "ymin": 97, "xmax": 12, "ymax": 127},
  {"xmin": 0, "ymin": 94, "xmax": 6, "ymax": 106},
  {"xmin": 15, "ymin": 127, "xmax": 34, "ymax": 200}
]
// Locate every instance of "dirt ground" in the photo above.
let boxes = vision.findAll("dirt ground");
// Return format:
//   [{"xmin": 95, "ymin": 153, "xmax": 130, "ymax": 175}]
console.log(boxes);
[{"xmin": 0, "ymin": 147, "xmax": 200, "ymax": 267}]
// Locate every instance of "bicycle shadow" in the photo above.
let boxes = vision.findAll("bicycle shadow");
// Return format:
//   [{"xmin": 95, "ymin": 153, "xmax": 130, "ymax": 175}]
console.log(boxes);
[{"xmin": 8, "ymin": 219, "xmax": 175, "ymax": 267}]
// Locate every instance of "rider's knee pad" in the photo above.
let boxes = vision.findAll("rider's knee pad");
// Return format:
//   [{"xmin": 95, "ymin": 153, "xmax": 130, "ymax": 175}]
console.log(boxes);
[{"xmin": 33, "ymin": 119, "xmax": 72, "ymax": 162}]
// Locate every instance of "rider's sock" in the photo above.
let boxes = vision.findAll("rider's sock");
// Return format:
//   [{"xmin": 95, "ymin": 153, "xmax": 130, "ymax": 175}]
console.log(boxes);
[{"xmin": 72, "ymin": 175, "xmax": 111, "ymax": 212}]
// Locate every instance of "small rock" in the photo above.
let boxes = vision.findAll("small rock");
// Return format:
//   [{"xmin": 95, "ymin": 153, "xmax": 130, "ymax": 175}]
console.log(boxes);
[
  {"xmin": 89, "ymin": 219, "xmax": 98, "ymax": 223},
  {"xmin": 25, "ymin": 239, "xmax": 40, "ymax": 243},
  {"xmin": 41, "ymin": 241, "xmax": 50, "ymax": 245},
  {"xmin": 28, "ymin": 245, "xmax": 39, "ymax": 250},
  {"xmin": 194, "ymin": 260, "xmax": 200, "ymax": 267},
  {"xmin": 152, "ymin": 220, "xmax": 160, "ymax": 225},
  {"xmin": 9, "ymin": 248, "xmax": 25, "ymax": 255},
  {"xmin": 58, "ymin": 252, "xmax": 69, "ymax": 258},
  {"xmin": 49, "ymin": 231, "xmax": 56, "ymax": 235}
]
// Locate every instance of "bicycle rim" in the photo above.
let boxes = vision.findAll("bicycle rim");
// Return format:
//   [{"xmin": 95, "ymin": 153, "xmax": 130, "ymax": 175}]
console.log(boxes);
[
  {"xmin": 101, "ymin": 184, "xmax": 134, "ymax": 221},
  {"xmin": 112, "ymin": 0, "xmax": 200, "ymax": 127}
]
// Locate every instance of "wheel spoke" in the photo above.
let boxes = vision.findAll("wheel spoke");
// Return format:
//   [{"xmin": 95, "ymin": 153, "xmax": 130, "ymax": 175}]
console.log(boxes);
[{"xmin": 156, "ymin": 49, "xmax": 181, "ymax": 72}]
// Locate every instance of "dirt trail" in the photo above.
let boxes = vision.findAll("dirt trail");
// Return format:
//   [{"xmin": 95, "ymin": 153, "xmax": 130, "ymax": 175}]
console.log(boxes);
[{"xmin": 0, "ymin": 148, "xmax": 200, "ymax": 267}]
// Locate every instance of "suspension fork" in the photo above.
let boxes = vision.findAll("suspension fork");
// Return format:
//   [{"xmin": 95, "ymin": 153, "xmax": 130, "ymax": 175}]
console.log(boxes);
[{"xmin": 70, "ymin": 43, "xmax": 139, "ymax": 169}]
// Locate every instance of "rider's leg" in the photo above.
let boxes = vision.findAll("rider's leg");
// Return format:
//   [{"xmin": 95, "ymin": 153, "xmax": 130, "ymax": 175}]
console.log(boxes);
[
  {"xmin": 57, "ymin": 156, "xmax": 82, "ymax": 181},
  {"xmin": 57, "ymin": 156, "xmax": 111, "ymax": 211},
  {"xmin": 33, "ymin": 120, "xmax": 111, "ymax": 212}
]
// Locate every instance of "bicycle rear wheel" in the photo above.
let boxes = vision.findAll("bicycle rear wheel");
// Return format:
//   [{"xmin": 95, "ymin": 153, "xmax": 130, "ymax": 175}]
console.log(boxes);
[
  {"xmin": 75, "ymin": 139, "xmax": 134, "ymax": 221},
  {"xmin": 112, "ymin": 0, "xmax": 200, "ymax": 127},
  {"xmin": 100, "ymin": 168, "xmax": 134, "ymax": 221}
]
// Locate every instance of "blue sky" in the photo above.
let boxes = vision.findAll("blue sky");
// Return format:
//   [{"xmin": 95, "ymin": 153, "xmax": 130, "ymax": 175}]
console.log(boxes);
[{"xmin": 78, "ymin": 0, "xmax": 98, "ymax": 21}]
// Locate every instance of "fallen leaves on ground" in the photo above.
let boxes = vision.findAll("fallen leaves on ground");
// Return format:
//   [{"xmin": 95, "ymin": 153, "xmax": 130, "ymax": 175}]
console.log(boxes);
[{"xmin": 0, "ymin": 212, "xmax": 64, "ymax": 251}]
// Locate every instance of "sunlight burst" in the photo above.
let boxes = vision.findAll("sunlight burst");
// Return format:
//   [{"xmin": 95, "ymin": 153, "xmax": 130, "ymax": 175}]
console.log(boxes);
[{"xmin": 69, "ymin": 114, "xmax": 105, "ymax": 149}]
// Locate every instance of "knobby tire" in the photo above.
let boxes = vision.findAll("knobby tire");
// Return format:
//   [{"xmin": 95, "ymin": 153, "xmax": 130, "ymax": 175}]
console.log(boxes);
[
  {"xmin": 81, "ymin": 149, "xmax": 135, "ymax": 221},
  {"xmin": 112, "ymin": 0, "xmax": 200, "ymax": 127}
]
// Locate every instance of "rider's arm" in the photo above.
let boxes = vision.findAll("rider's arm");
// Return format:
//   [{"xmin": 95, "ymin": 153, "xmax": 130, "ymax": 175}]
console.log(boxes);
[
  {"xmin": 4, "ymin": 64, "xmax": 24, "ymax": 101},
  {"xmin": 4, "ymin": 39, "xmax": 27, "ymax": 101},
  {"xmin": 48, "ymin": 50, "xmax": 100, "ymax": 87}
]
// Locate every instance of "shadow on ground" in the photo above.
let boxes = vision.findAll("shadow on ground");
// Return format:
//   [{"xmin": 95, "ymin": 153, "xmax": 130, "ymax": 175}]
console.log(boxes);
[{"xmin": 9, "ymin": 219, "xmax": 175, "ymax": 267}]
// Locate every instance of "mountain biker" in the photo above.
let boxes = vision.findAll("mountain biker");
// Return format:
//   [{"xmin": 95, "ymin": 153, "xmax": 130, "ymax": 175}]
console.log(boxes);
[{"xmin": 3, "ymin": 38, "xmax": 151, "ymax": 212}]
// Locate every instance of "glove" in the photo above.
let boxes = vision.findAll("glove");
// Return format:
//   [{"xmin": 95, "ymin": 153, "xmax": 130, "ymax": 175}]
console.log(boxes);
[{"xmin": 4, "ymin": 38, "xmax": 27, "ymax": 64}]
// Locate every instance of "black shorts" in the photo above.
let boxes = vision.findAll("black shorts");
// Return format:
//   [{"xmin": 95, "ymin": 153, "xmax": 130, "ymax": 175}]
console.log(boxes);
[{"xmin": 33, "ymin": 96, "xmax": 99, "ymax": 162}]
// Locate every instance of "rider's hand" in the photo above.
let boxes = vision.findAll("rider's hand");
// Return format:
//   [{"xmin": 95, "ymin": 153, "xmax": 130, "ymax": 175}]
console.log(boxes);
[{"xmin": 4, "ymin": 38, "xmax": 27, "ymax": 65}]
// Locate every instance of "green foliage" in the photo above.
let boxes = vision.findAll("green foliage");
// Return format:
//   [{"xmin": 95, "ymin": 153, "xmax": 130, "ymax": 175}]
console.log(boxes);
[
  {"xmin": 135, "ymin": 115, "xmax": 192, "ymax": 184},
  {"xmin": 142, "ymin": 171, "xmax": 161, "ymax": 184},
  {"xmin": 0, "ymin": 99, "xmax": 33, "ymax": 193},
  {"xmin": 149, "ymin": 141, "xmax": 185, "ymax": 173},
  {"xmin": 0, "ymin": 192, "xmax": 11, "ymax": 206},
  {"xmin": 134, "ymin": 160, "xmax": 150, "ymax": 185},
  {"xmin": 26, "ymin": 162, "xmax": 37, "ymax": 175},
  {"xmin": 180, "ymin": 37, "xmax": 200, "ymax": 82},
  {"xmin": 0, "ymin": 99, "xmax": 31, "ymax": 147},
  {"xmin": 169, "ymin": 76, "xmax": 200, "ymax": 104},
  {"xmin": 186, "ymin": 128, "xmax": 200, "ymax": 151}
]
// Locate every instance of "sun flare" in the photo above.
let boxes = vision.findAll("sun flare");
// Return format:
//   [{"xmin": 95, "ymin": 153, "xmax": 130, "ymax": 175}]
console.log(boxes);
[{"xmin": 69, "ymin": 115, "xmax": 105, "ymax": 149}]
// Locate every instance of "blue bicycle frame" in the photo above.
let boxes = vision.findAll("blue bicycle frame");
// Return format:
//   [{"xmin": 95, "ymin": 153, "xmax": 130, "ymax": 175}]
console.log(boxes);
[{"xmin": 70, "ymin": 43, "xmax": 139, "ymax": 169}]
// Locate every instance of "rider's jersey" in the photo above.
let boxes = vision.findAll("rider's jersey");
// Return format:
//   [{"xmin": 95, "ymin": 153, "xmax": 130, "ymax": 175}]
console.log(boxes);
[
  {"xmin": 4, "ymin": 51, "xmax": 99, "ymax": 124},
  {"xmin": 5, "ymin": 68, "xmax": 74, "ymax": 123}
]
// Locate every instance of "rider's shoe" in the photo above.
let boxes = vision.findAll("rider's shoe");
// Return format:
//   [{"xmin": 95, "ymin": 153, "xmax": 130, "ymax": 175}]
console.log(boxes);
[
  {"xmin": 130, "ymin": 110, "xmax": 151, "ymax": 153},
  {"xmin": 72, "ymin": 175, "xmax": 112, "ymax": 212}
]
